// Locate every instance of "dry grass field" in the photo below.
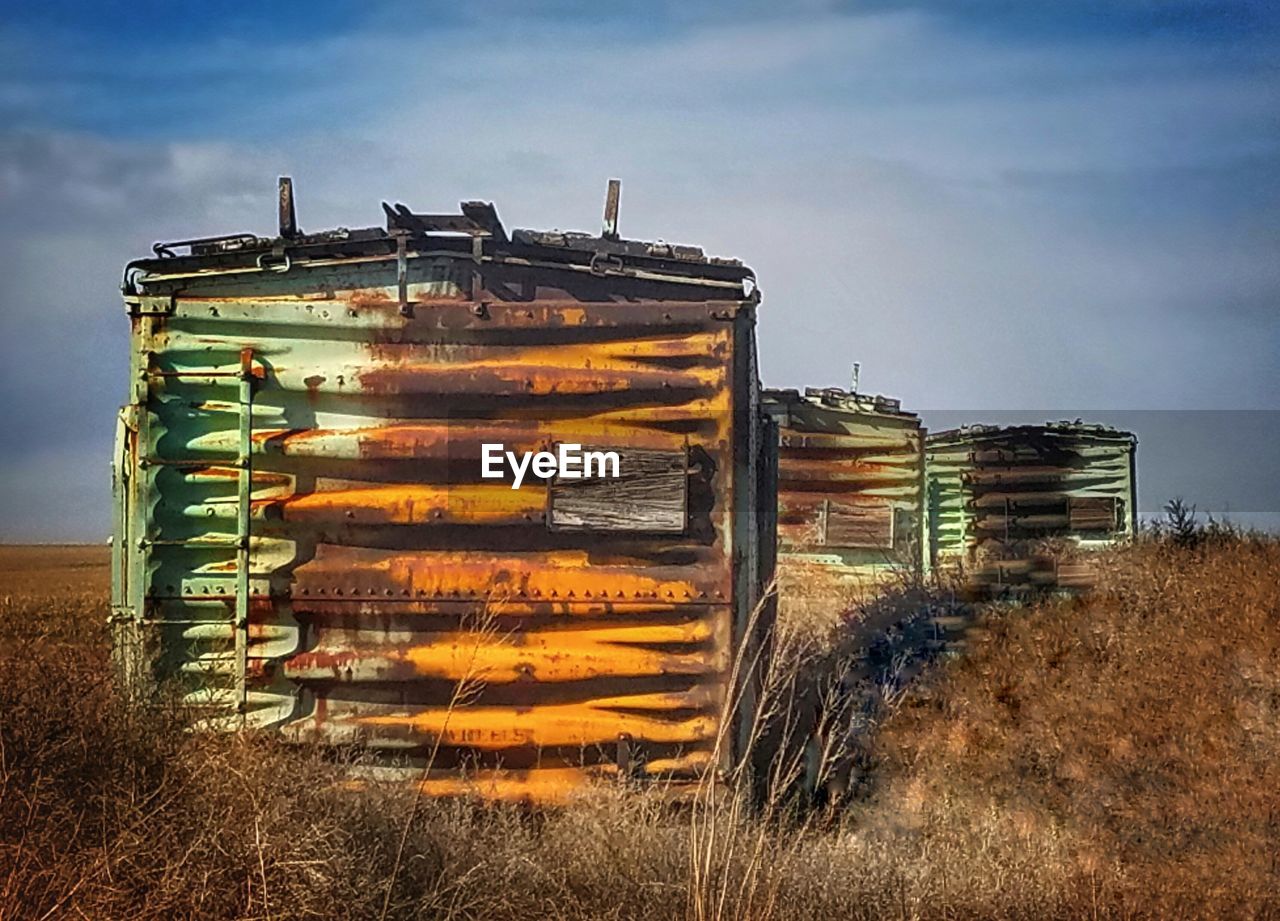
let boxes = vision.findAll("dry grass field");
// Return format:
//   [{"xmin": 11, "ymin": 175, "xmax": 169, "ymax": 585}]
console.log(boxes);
[{"xmin": 2, "ymin": 534, "xmax": 1278, "ymax": 920}]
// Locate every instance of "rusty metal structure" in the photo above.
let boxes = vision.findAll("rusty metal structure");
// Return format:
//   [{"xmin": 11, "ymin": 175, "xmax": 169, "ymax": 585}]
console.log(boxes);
[
  {"xmin": 763, "ymin": 387, "xmax": 926, "ymax": 605},
  {"xmin": 925, "ymin": 422, "xmax": 1137, "ymax": 594},
  {"xmin": 111, "ymin": 178, "xmax": 777, "ymax": 802}
]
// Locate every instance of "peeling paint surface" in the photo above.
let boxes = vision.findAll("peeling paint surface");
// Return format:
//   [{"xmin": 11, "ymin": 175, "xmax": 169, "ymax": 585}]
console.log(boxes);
[{"xmin": 112, "ymin": 198, "xmax": 773, "ymax": 802}]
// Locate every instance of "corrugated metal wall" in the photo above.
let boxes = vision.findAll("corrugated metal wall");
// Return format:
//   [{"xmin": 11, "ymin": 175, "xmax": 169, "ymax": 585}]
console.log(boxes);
[
  {"xmin": 925, "ymin": 423, "xmax": 1137, "ymax": 594},
  {"xmin": 764, "ymin": 388, "xmax": 925, "ymax": 605},
  {"xmin": 112, "ymin": 198, "xmax": 772, "ymax": 801}
]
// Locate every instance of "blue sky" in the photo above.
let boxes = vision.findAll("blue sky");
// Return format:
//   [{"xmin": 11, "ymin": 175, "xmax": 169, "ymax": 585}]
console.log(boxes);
[{"xmin": 1, "ymin": 1, "xmax": 1277, "ymax": 539}]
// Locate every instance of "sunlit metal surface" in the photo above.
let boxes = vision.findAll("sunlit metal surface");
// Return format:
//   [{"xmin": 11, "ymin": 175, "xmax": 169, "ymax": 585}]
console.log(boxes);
[{"xmin": 111, "ymin": 186, "xmax": 775, "ymax": 802}]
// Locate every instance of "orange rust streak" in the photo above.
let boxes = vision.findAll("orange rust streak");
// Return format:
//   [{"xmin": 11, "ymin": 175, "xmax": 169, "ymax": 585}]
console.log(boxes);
[
  {"xmin": 416, "ymin": 768, "xmax": 599, "ymax": 803},
  {"xmin": 413, "ymin": 754, "xmax": 714, "ymax": 803},
  {"xmin": 281, "ymin": 484, "xmax": 544, "ymax": 525},
  {"xmin": 296, "ymin": 550, "xmax": 718, "ymax": 602},
  {"xmin": 374, "ymin": 333, "xmax": 727, "ymax": 367},
  {"xmin": 268, "ymin": 421, "xmax": 692, "ymax": 458},
  {"xmin": 408, "ymin": 559, "xmax": 702, "ymax": 602},
  {"xmin": 360, "ymin": 362, "xmax": 712, "ymax": 397},
  {"xmin": 357, "ymin": 691, "xmax": 719, "ymax": 749},
  {"xmin": 185, "ymin": 467, "xmax": 292, "ymax": 486},
  {"xmin": 778, "ymin": 458, "xmax": 916, "ymax": 478},
  {"xmin": 212, "ymin": 399, "xmax": 735, "ymax": 449},
  {"xmin": 287, "ymin": 617, "xmax": 725, "ymax": 683},
  {"xmin": 358, "ymin": 335, "xmax": 728, "ymax": 396}
]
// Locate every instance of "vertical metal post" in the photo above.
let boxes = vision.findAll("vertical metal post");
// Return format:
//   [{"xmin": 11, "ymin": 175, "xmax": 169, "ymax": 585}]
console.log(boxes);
[
  {"xmin": 917, "ymin": 428, "xmax": 930, "ymax": 577},
  {"xmin": 395, "ymin": 231, "xmax": 412, "ymax": 317},
  {"xmin": 1128, "ymin": 439, "xmax": 1139, "ymax": 537},
  {"xmin": 235, "ymin": 347, "xmax": 255, "ymax": 714},
  {"xmin": 126, "ymin": 325, "xmax": 155, "ymax": 700},
  {"xmin": 278, "ymin": 176, "xmax": 298, "ymax": 238},
  {"xmin": 615, "ymin": 733, "xmax": 633, "ymax": 780},
  {"xmin": 602, "ymin": 179, "xmax": 621, "ymax": 240}
]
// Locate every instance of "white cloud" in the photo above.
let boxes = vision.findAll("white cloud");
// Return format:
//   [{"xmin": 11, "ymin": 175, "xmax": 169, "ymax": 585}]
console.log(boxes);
[{"xmin": 0, "ymin": 7, "xmax": 1276, "ymax": 538}]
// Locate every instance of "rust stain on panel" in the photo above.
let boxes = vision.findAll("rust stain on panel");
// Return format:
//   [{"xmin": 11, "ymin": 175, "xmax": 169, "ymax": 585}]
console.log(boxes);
[{"xmin": 115, "ymin": 188, "xmax": 771, "ymax": 802}]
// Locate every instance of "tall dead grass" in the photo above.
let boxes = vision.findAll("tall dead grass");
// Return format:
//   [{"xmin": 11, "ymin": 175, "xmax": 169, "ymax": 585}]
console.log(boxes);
[
  {"xmin": 2, "ymin": 537, "xmax": 1278, "ymax": 920},
  {"xmin": 864, "ymin": 532, "xmax": 1280, "ymax": 918}
]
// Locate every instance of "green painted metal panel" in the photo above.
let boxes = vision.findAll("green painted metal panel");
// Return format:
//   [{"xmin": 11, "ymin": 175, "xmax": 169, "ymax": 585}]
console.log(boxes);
[
  {"xmin": 925, "ymin": 423, "xmax": 1138, "ymax": 593},
  {"xmin": 112, "ymin": 189, "xmax": 775, "ymax": 801}
]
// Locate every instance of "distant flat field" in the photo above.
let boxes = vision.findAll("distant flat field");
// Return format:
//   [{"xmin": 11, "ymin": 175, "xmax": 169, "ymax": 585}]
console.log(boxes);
[{"xmin": 0, "ymin": 544, "xmax": 110, "ymax": 598}]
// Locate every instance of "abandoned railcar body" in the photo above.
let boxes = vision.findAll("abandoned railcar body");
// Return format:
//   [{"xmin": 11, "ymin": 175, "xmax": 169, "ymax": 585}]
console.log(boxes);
[
  {"xmin": 764, "ymin": 387, "xmax": 926, "ymax": 606},
  {"xmin": 925, "ymin": 423, "xmax": 1137, "ymax": 594},
  {"xmin": 111, "ymin": 180, "xmax": 776, "ymax": 802}
]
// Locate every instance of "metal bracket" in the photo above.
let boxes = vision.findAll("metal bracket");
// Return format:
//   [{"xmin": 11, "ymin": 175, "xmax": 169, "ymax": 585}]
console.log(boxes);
[
  {"xmin": 588, "ymin": 252, "xmax": 624, "ymax": 276},
  {"xmin": 256, "ymin": 251, "xmax": 292, "ymax": 273},
  {"xmin": 395, "ymin": 231, "xmax": 413, "ymax": 317}
]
